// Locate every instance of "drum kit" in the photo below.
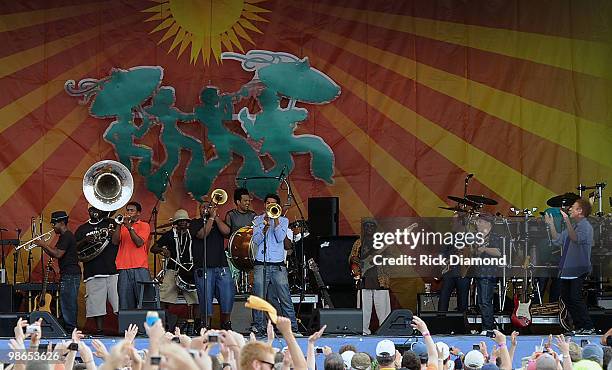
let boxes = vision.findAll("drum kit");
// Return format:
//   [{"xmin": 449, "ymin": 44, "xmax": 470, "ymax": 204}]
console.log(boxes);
[{"xmin": 440, "ymin": 175, "xmax": 611, "ymax": 313}]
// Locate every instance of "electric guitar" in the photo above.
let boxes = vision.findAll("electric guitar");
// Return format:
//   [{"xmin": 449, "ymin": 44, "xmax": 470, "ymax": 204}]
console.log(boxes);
[
  {"xmin": 307, "ymin": 258, "xmax": 334, "ymax": 309},
  {"xmin": 511, "ymin": 256, "xmax": 532, "ymax": 328},
  {"xmin": 35, "ymin": 258, "xmax": 54, "ymax": 313}
]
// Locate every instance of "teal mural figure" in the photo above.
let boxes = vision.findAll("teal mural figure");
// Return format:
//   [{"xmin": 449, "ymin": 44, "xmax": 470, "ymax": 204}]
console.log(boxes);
[
  {"xmin": 65, "ymin": 66, "xmax": 164, "ymax": 176},
  {"xmin": 143, "ymin": 86, "xmax": 206, "ymax": 200},
  {"xmin": 223, "ymin": 50, "xmax": 340, "ymax": 188},
  {"xmin": 193, "ymin": 86, "xmax": 273, "ymax": 199}
]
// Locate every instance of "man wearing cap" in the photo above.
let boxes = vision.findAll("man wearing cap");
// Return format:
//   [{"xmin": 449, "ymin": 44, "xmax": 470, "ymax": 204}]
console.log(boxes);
[
  {"xmin": 33, "ymin": 210, "xmax": 81, "ymax": 333},
  {"xmin": 575, "ymin": 344, "xmax": 604, "ymax": 369},
  {"xmin": 75, "ymin": 206, "xmax": 119, "ymax": 335},
  {"xmin": 375, "ymin": 339, "xmax": 399, "ymax": 370},
  {"xmin": 350, "ymin": 219, "xmax": 391, "ymax": 335},
  {"xmin": 111, "ymin": 201, "xmax": 151, "ymax": 309},
  {"xmin": 192, "ymin": 200, "xmax": 234, "ymax": 329},
  {"xmin": 351, "ymin": 353, "xmax": 372, "ymax": 370},
  {"xmin": 151, "ymin": 209, "xmax": 198, "ymax": 329}
]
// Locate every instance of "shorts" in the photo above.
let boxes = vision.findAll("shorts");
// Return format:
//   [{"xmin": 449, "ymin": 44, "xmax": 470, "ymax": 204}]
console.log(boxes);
[
  {"xmin": 159, "ymin": 269, "xmax": 198, "ymax": 305},
  {"xmin": 84, "ymin": 275, "xmax": 119, "ymax": 318}
]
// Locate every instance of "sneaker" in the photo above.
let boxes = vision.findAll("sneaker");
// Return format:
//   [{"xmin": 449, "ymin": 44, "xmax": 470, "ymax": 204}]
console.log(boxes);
[
  {"xmin": 576, "ymin": 328, "xmax": 596, "ymax": 335},
  {"xmin": 293, "ymin": 332, "xmax": 303, "ymax": 337}
]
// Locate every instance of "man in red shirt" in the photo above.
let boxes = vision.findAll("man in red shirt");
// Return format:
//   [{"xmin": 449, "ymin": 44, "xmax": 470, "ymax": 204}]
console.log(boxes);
[{"xmin": 111, "ymin": 201, "xmax": 151, "ymax": 309}]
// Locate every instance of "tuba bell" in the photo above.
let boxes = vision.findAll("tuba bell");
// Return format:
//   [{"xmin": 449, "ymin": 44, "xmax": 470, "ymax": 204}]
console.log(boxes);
[{"xmin": 79, "ymin": 160, "xmax": 134, "ymax": 262}]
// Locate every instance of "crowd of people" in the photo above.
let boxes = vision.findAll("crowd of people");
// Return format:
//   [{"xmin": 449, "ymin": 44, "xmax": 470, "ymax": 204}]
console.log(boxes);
[{"xmin": 4, "ymin": 314, "xmax": 612, "ymax": 370}]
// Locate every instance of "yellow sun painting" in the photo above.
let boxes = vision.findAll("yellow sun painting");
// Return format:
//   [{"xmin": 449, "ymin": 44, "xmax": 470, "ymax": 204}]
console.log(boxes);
[{"xmin": 143, "ymin": 0, "xmax": 270, "ymax": 65}]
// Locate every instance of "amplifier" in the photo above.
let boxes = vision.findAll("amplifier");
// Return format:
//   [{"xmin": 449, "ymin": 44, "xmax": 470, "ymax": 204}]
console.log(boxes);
[{"xmin": 417, "ymin": 293, "xmax": 457, "ymax": 314}]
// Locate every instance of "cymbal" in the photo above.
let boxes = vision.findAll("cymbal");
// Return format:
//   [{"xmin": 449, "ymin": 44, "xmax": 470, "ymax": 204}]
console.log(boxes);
[
  {"xmin": 447, "ymin": 195, "xmax": 478, "ymax": 207},
  {"xmin": 438, "ymin": 206, "xmax": 468, "ymax": 213},
  {"xmin": 466, "ymin": 194, "xmax": 498, "ymax": 205},
  {"xmin": 546, "ymin": 192, "xmax": 580, "ymax": 208}
]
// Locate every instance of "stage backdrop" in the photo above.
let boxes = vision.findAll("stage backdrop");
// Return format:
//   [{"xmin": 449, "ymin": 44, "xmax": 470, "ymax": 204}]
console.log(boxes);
[{"xmin": 1, "ymin": 1, "xmax": 611, "ymax": 314}]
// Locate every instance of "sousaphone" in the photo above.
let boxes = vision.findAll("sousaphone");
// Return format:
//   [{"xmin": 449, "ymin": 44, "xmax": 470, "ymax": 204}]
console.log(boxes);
[{"xmin": 79, "ymin": 160, "xmax": 134, "ymax": 262}]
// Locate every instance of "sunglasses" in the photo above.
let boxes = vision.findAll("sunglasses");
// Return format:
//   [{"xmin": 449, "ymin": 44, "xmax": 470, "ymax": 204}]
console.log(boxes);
[{"xmin": 258, "ymin": 359, "xmax": 275, "ymax": 368}]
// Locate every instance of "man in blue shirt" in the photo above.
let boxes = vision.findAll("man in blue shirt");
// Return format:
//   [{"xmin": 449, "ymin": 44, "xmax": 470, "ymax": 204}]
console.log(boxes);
[
  {"xmin": 252, "ymin": 193, "xmax": 298, "ymax": 334},
  {"xmin": 545, "ymin": 198, "xmax": 594, "ymax": 334}
]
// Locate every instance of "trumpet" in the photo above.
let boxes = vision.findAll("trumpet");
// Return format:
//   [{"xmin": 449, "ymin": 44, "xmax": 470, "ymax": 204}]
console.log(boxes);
[
  {"xmin": 17, "ymin": 230, "xmax": 54, "ymax": 251},
  {"xmin": 266, "ymin": 203, "xmax": 282, "ymax": 219},
  {"xmin": 209, "ymin": 188, "xmax": 228, "ymax": 206}
]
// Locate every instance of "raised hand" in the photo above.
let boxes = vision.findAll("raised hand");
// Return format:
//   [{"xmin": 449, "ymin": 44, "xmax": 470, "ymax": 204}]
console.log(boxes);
[
  {"xmin": 91, "ymin": 339, "xmax": 109, "ymax": 360},
  {"xmin": 267, "ymin": 320, "xmax": 275, "ymax": 344},
  {"xmin": 308, "ymin": 325, "xmax": 326, "ymax": 343},
  {"xmin": 510, "ymin": 331, "xmax": 519, "ymax": 347},
  {"xmin": 276, "ymin": 316, "xmax": 293, "ymax": 337},
  {"xmin": 13, "ymin": 318, "xmax": 29, "ymax": 344},
  {"xmin": 410, "ymin": 316, "xmax": 429, "ymax": 334},
  {"xmin": 124, "ymin": 323, "xmax": 139, "ymax": 344}
]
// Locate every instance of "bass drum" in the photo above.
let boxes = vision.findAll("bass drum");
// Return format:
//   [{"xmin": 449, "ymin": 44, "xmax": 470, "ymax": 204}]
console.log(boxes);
[
  {"xmin": 228, "ymin": 226, "xmax": 257, "ymax": 271},
  {"xmin": 175, "ymin": 267, "xmax": 196, "ymax": 292}
]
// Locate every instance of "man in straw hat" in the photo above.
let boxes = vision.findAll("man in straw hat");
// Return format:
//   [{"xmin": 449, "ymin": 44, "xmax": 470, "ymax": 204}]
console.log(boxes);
[
  {"xmin": 34, "ymin": 210, "xmax": 81, "ymax": 333},
  {"xmin": 151, "ymin": 209, "xmax": 199, "ymax": 331}
]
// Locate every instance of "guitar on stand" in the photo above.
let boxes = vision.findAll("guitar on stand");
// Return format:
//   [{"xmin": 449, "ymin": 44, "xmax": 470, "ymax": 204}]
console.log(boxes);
[
  {"xmin": 307, "ymin": 258, "xmax": 334, "ymax": 309},
  {"xmin": 34, "ymin": 257, "xmax": 54, "ymax": 313},
  {"xmin": 511, "ymin": 256, "xmax": 532, "ymax": 328}
]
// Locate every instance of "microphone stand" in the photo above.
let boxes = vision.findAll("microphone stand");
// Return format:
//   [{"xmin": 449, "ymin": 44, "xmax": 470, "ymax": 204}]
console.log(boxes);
[
  {"xmin": 14, "ymin": 228, "xmax": 21, "ymax": 284},
  {"xmin": 202, "ymin": 210, "xmax": 209, "ymax": 326},
  {"xmin": 149, "ymin": 171, "xmax": 170, "ymax": 276}
]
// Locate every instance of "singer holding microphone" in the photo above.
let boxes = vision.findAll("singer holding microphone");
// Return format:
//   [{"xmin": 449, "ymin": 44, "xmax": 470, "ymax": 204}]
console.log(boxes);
[{"xmin": 251, "ymin": 193, "xmax": 299, "ymax": 335}]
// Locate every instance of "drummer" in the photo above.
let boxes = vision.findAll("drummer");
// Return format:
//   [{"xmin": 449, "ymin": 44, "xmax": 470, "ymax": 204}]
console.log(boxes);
[
  {"xmin": 192, "ymin": 200, "xmax": 235, "ymax": 330},
  {"xmin": 223, "ymin": 187, "xmax": 256, "ymax": 236},
  {"xmin": 150, "ymin": 209, "xmax": 199, "ymax": 329}
]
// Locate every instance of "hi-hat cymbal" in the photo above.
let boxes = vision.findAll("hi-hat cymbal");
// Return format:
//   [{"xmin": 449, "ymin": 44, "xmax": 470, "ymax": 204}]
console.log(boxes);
[
  {"xmin": 447, "ymin": 195, "xmax": 478, "ymax": 207},
  {"xmin": 438, "ymin": 206, "xmax": 468, "ymax": 213},
  {"xmin": 546, "ymin": 192, "xmax": 580, "ymax": 208},
  {"xmin": 466, "ymin": 195, "xmax": 498, "ymax": 205}
]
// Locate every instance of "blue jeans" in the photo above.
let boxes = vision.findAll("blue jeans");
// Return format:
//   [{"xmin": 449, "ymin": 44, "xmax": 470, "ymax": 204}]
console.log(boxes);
[
  {"xmin": 438, "ymin": 276, "xmax": 470, "ymax": 312},
  {"xmin": 118, "ymin": 268, "xmax": 151, "ymax": 310},
  {"xmin": 253, "ymin": 264, "xmax": 297, "ymax": 332},
  {"xmin": 477, "ymin": 277, "xmax": 496, "ymax": 330},
  {"xmin": 60, "ymin": 274, "xmax": 81, "ymax": 333},
  {"xmin": 194, "ymin": 267, "xmax": 235, "ymax": 317}
]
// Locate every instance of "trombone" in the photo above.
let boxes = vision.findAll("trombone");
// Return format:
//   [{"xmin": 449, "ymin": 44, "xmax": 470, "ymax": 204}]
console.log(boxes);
[
  {"xmin": 265, "ymin": 203, "xmax": 282, "ymax": 219},
  {"xmin": 17, "ymin": 230, "xmax": 54, "ymax": 251}
]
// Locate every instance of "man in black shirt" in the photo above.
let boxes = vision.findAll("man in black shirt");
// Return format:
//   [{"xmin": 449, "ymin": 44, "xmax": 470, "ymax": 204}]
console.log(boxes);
[
  {"xmin": 75, "ymin": 206, "xmax": 119, "ymax": 335},
  {"xmin": 33, "ymin": 210, "xmax": 81, "ymax": 333},
  {"xmin": 192, "ymin": 201, "xmax": 234, "ymax": 329},
  {"xmin": 151, "ymin": 209, "xmax": 198, "ymax": 328}
]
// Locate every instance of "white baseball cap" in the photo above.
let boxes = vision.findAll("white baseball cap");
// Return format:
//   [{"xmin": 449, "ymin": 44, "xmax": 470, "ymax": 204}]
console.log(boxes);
[{"xmin": 376, "ymin": 340, "xmax": 395, "ymax": 357}]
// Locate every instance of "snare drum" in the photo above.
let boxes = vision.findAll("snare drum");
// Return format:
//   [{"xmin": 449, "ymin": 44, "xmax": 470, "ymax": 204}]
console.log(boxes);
[
  {"xmin": 228, "ymin": 226, "xmax": 257, "ymax": 271},
  {"xmin": 175, "ymin": 266, "xmax": 196, "ymax": 292}
]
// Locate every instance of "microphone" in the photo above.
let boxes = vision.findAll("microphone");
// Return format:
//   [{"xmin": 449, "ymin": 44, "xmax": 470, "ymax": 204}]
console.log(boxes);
[
  {"xmin": 465, "ymin": 173, "xmax": 474, "ymax": 183},
  {"xmin": 278, "ymin": 165, "xmax": 287, "ymax": 180},
  {"xmin": 285, "ymin": 192, "xmax": 293, "ymax": 208}
]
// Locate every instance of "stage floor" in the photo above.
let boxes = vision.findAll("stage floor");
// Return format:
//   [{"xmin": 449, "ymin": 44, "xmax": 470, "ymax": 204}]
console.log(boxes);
[{"xmin": 0, "ymin": 334, "xmax": 601, "ymax": 369}]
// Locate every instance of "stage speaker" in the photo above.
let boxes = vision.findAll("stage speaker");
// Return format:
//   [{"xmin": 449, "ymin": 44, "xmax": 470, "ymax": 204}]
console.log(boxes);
[
  {"xmin": 0, "ymin": 313, "xmax": 23, "ymax": 337},
  {"xmin": 29, "ymin": 311, "xmax": 68, "ymax": 338},
  {"xmin": 376, "ymin": 309, "xmax": 414, "ymax": 336},
  {"xmin": 317, "ymin": 308, "xmax": 362, "ymax": 334},
  {"xmin": 589, "ymin": 309, "xmax": 611, "ymax": 331},
  {"xmin": 230, "ymin": 298, "xmax": 253, "ymax": 334},
  {"xmin": 420, "ymin": 312, "xmax": 467, "ymax": 334},
  {"xmin": 317, "ymin": 236, "xmax": 358, "ymax": 286},
  {"xmin": 118, "ymin": 310, "xmax": 166, "ymax": 335},
  {"xmin": 0, "ymin": 284, "xmax": 14, "ymax": 312},
  {"xmin": 308, "ymin": 197, "xmax": 339, "ymax": 237}
]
